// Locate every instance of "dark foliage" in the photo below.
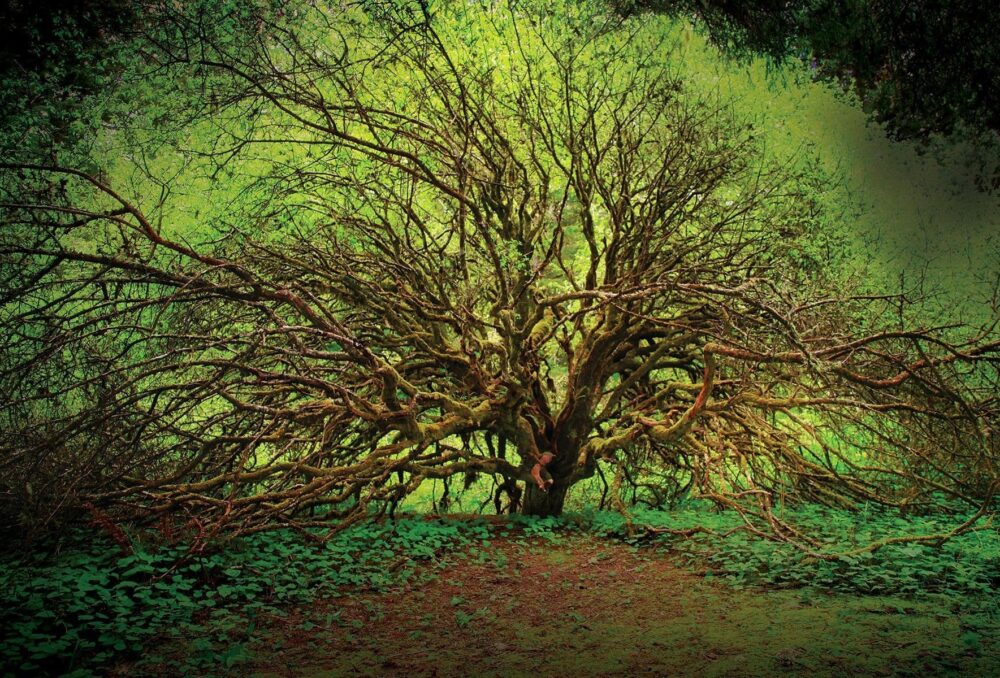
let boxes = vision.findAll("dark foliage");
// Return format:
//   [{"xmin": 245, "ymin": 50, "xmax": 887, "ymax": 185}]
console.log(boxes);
[
  {"xmin": 0, "ymin": 0, "xmax": 138, "ymax": 156},
  {"xmin": 625, "ymin": 0, "xmax": 1000, "ymax": 185}
]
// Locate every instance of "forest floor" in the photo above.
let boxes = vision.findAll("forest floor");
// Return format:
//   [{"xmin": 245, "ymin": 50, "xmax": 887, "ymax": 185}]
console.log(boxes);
[{"xmin": 130, "ymin": 533, "xmax": 998, "ymax": 678}]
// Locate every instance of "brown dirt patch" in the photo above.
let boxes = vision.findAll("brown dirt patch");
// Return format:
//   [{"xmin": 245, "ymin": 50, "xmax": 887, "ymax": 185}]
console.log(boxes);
[{"xmin": 128, "ymin": 533, "xmax": 998, "ymax": 677}]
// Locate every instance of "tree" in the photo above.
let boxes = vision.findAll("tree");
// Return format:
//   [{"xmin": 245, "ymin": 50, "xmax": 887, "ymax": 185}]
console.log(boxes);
[{"xmin": 1, "ymin": 0, "xmax": 997, "ymax": 544}]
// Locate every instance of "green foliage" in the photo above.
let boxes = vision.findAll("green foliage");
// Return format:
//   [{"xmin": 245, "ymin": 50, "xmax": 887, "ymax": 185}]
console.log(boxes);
[
  {"xmin": 0, "ymin": 0, "xmax": 139, "ymax": 162},
  {"xmin": 582, "ymin": 502, "xmax": 1000, "ymax": 599},
  {"xmin": 0, "ymin": 517, "xmax": 491, "ymax": 676},
  {"xmin": 2, "ymin": 505, "xmax": 999, "ymax": 674},
  {"xmin": 628, "ymin": 0, "xmax": 1000, "ymax": 154}
]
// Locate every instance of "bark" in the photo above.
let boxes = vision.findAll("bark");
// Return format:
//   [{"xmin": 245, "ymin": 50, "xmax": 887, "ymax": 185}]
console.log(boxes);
[
  {"xmin": 521, "ymin": 444, "xmax": 575, "ymax": 516},
  {"xmin": 521, "ymin": 481, "xmax": 569, "ymax": 516}
]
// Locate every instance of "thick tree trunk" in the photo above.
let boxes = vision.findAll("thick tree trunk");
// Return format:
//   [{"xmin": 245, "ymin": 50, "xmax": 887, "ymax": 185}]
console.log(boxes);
[{"xmin": 521, "ymin": 481, "xmax": 569, "ymax": 516}]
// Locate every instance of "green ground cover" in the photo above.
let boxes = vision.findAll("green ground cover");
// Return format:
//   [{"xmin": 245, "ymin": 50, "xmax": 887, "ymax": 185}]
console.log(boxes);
[{"xmin": 2, "ymin": 503, "xmax": 997, "ymax": 676}]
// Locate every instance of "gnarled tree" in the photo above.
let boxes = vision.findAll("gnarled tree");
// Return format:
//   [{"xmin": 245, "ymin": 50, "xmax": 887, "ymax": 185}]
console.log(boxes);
[{"xmin": 1, "ymin": 0, "xmax": 997, "ymax": 544}]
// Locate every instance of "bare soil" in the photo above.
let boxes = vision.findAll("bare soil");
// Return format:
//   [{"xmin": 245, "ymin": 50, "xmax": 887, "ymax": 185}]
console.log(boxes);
[{"xmin": 135, "ymin": 534, "xmax": 996, "ymax": 677}]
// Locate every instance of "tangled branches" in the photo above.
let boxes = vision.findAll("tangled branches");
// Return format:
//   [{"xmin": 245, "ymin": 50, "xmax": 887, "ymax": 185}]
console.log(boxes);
[{"xmin": 0, "ymin": 0, "xmax": 997, "ymax": 544}]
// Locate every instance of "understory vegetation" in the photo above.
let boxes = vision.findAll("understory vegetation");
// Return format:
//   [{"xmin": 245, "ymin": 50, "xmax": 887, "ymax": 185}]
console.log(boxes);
[{"xmin": 3, "ymin": 503, "xmax": 1000, "ymax": 676}]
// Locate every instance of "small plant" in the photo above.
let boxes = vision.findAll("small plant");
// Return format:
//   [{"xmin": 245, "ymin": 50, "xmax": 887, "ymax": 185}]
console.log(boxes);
[{"xmin": 0, "ymin": 517, "xmax": 490, "ymax": 675}]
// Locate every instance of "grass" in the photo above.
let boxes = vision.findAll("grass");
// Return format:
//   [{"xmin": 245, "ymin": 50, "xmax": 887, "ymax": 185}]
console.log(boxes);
[{"xmin": 1, "ymin": 503, "xmax": 998, "ymax": 676}]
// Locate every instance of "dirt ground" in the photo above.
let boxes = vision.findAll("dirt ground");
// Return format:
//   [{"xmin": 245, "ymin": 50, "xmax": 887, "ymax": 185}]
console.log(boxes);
[{"xmin": 140, "ymin": 534, "xmax": 997, "ymax": 677}]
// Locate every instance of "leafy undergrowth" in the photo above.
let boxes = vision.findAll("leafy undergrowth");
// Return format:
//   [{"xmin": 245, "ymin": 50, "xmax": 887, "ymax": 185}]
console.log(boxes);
[
  {"xmin": 1, "ymin": 518, "xmax": 490, "ymax": 676},
  {"xmin": 1, "ymin": 503, "xmax": 998, "ymax": 676},
  {"xmin": 587, "ymin": 502, "xmax": 1000, "ymax": 596}
]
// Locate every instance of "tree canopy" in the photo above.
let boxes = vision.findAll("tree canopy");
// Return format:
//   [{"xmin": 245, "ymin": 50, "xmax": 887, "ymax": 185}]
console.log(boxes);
[{"xmin": 1, "ymin": 0, "xmax": 997, "ymax": 548}]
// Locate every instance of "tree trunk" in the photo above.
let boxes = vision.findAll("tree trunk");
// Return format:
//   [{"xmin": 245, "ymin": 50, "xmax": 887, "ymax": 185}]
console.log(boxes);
[{"xmin": 521, "ymin": 481, "xmax": 569, "ymax": 516}]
